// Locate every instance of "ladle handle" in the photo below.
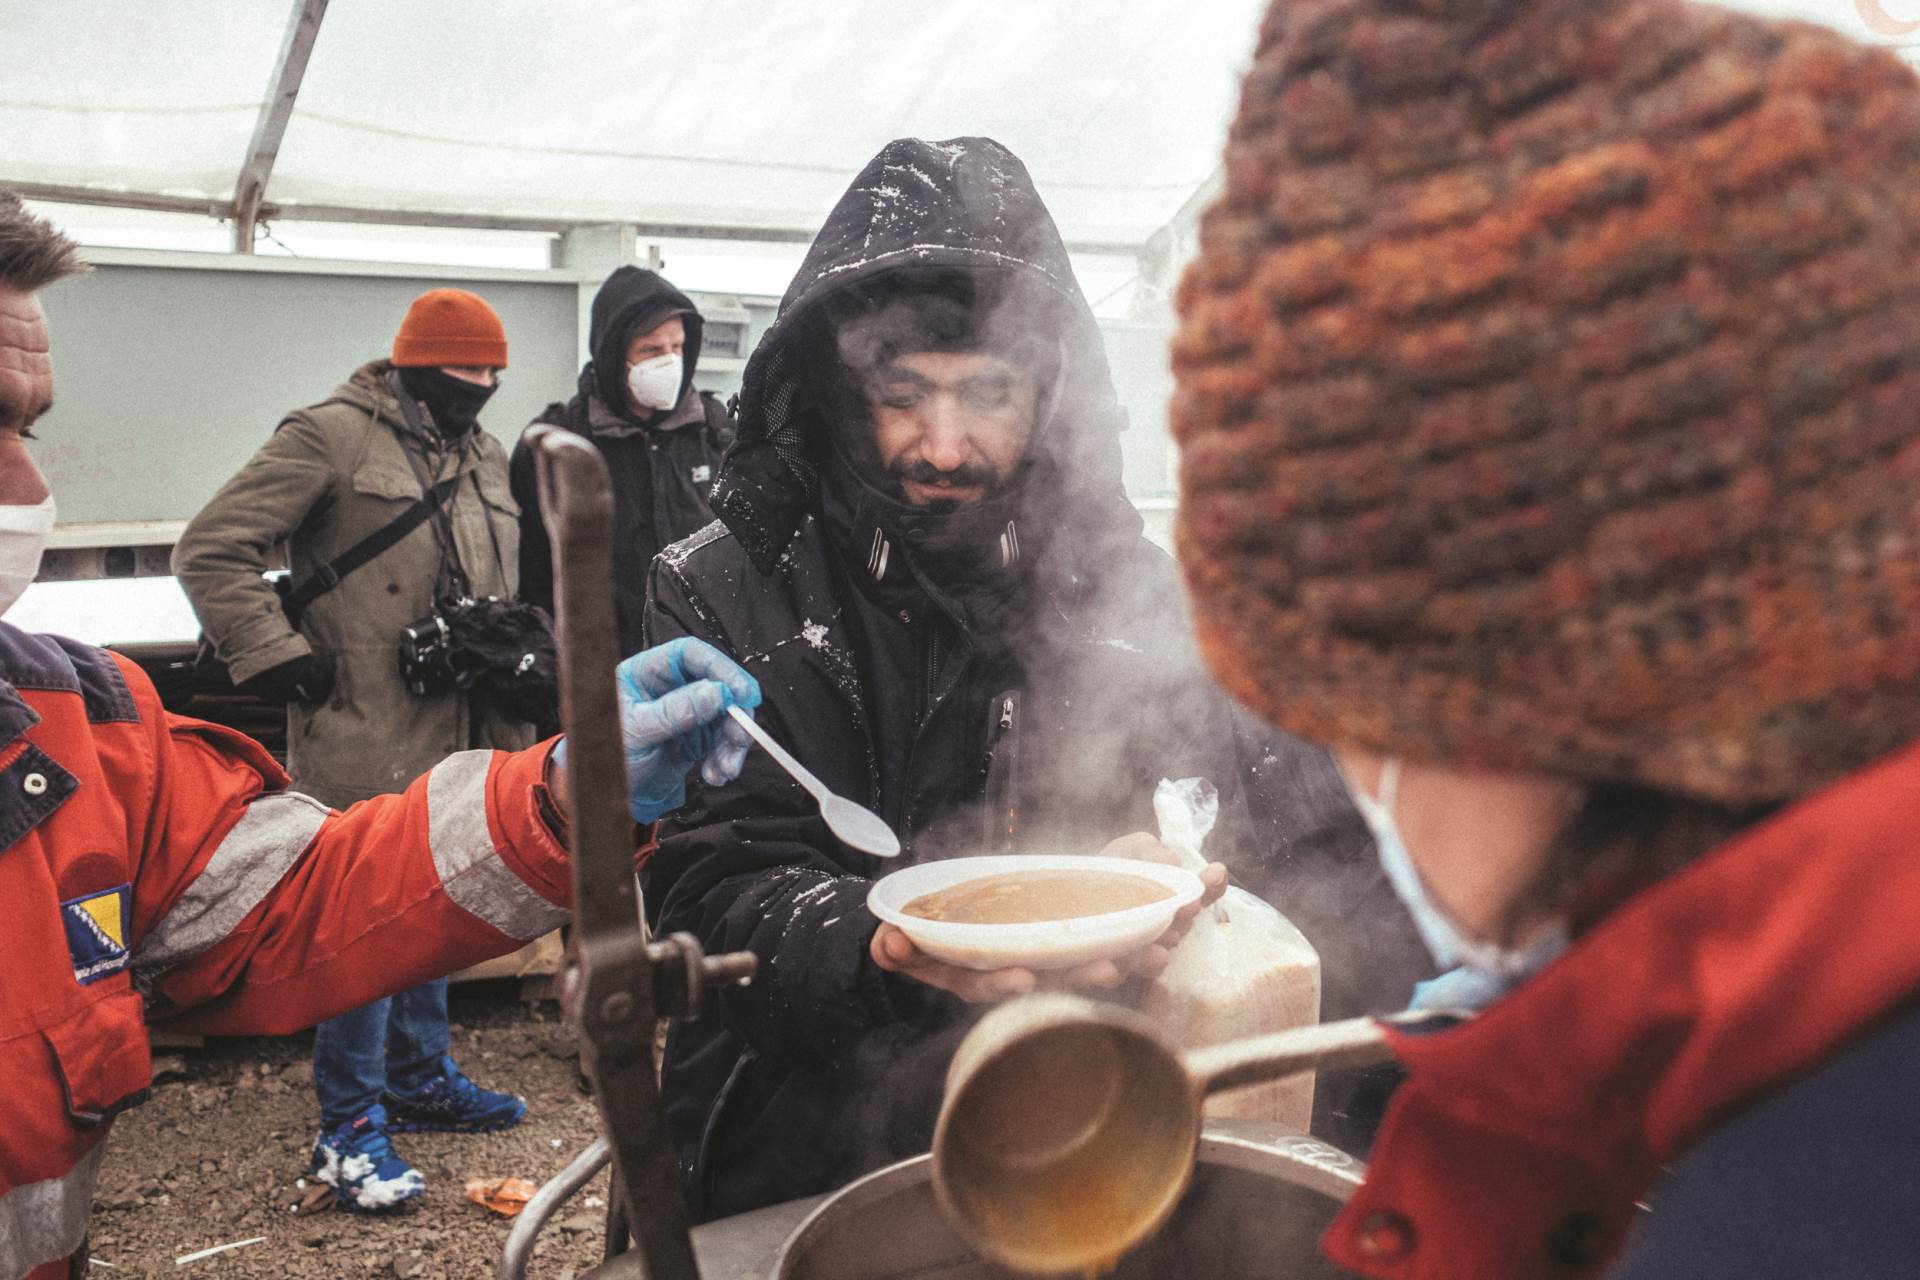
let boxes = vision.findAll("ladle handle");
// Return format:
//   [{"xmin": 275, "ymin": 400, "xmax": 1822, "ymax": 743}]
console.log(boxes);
[
  {"xmin": 1186, "ymin": 1015, "xmax": 1400, "ymax": 1097},
  {"xmin": 728, "ymin": 705, "xmax": 831, "ymax": 806}
]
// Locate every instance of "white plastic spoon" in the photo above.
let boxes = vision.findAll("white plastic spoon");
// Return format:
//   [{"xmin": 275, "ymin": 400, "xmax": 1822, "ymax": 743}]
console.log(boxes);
[{"xmin": 727, "ymin": 705, "xmax": 901, "ymax": 857}]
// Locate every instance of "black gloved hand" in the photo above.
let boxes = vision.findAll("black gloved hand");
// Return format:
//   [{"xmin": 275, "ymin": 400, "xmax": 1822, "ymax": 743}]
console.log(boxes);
[{"xmin": 238, "ymin": 651, "xmax": 336, "ymax": 705}]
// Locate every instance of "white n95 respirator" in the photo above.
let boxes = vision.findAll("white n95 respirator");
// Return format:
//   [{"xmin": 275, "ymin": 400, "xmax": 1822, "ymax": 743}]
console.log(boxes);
[{"xmin": 627, "ymin": 355, "xmax": 682, "ymax": 412}]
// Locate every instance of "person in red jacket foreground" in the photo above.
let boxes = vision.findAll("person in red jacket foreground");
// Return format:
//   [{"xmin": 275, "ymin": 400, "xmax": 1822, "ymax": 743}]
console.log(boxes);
[
  {"xmin": 0, "ymin": 192, "xmax": 760, "ymax": 1280},
  {"xmin": 1171, "ymin": 1, "xmax": 1920, "ymax": 1276}
]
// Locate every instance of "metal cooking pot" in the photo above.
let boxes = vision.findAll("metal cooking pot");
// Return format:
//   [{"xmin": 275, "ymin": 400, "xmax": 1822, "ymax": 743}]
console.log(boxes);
[
  {"xmin": 770, "ymin": 1119, "xmax": 1367, "ymax": 1279},
  {"xmin": 566, "ymin": 1122, "xmax": 1365, "ymax": 1280}
]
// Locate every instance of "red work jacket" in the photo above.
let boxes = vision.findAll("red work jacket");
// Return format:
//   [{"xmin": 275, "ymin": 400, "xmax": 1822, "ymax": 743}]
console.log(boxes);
[
  {"xmin": 1322, "ymin": 739, "xmax": 1920, "ymax": 1280},
  {"xmin": 0, "ymin": 625, "xmax": 571, "ymax": 1280}
]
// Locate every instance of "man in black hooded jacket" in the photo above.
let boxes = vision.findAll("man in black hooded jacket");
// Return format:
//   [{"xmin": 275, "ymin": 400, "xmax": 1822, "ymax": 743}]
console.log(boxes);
[
  {"xmin": 639, "ymin": 137, "xmax": 1240, "ymax": 1219},
  {"xmin": 510, "ymin": 267, "xmax": 734, "ymax": 660}
]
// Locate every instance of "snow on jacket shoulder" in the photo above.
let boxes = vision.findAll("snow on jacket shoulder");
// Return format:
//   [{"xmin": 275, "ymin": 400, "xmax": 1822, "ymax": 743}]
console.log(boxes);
[{"xmin": 0, "ymin": 624, "xmax": 569, "ymax": 1280}]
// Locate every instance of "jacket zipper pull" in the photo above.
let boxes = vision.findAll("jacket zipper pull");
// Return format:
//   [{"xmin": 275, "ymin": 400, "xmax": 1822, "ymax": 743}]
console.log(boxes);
[{"xmin": 983, "ymin": 692, "xmax": 1021, "ymax": 852}]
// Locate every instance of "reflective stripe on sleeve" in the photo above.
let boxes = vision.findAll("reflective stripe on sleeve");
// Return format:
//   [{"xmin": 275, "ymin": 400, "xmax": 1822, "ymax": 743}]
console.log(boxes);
[
  {"xmin": 0, "ymin": 1139, "xmax": 104, "ymax": 1277},
  {"xmin": 133, "ymin": 791, "xmax": 331, "ymax": 977},
  {"xmin": 427, "ymin": 750, "xmax": 566, "ymax": 942}
]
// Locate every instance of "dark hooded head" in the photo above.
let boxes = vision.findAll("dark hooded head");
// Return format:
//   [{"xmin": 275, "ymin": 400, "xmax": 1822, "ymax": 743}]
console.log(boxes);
[
  {"xmin": 587, "ymin": 266, "xmax": 704, "ymax": 422},
  {"xmin": 711, "ymin": 137, "xmax": 1139, "ymax": 582}
]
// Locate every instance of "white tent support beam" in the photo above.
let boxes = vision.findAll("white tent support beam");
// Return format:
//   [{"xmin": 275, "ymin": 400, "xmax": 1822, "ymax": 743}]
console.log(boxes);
[
  {"xmin": 1132, "ymin": 165, "xmax": 1223, "ymax": 319},
  {"xmin": 5, "ymin": 183, "xmax": 233, "ymax": 221},
  {"xmin": 3, "ymin": 182, "xmax": 1148, "ymax": 258},
  {"xmin": 232, "ymin": 0, "xmax": 331, "ymax": 254}
]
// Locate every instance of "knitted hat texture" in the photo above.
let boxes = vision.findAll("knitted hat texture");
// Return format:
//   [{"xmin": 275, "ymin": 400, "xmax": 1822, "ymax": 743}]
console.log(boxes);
[
  {"xmin": 392, "ymin": 288, "xmax": 508, "ymax": 369},
  {"xmin": 1172, "ymin": 0, "xmax": 1920, "ymax": 804}
]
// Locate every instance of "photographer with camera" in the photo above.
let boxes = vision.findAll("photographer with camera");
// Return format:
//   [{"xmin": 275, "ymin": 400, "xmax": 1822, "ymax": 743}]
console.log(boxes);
[{"xmin": 173, "ymin": 288, "xmax": 538, "ymax": 1211}]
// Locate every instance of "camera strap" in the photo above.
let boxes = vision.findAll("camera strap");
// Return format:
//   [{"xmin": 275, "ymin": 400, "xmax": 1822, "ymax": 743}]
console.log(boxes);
[
  {"xmin": 388, "ymin": 372, "xmax": 480, "ymax": 604},
  {"xmin": 280, "ymin": 473, "xmax": 462, "ymax": 628}
]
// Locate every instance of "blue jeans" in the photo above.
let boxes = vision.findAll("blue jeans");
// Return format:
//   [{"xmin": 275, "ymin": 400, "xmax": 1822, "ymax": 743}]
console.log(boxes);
[{"xmin": 312, "ymin": 978, "xmax": 451, "ymax": 1129}]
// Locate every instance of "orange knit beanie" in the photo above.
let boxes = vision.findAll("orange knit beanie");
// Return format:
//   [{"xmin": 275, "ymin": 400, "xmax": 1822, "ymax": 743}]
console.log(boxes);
[
  {"xmin": 1173, "ymin": 0, "xmax": 1920, "ymax": 805},
  {"xmin": 391, "ymin": 288, "xmax": 508, "ymax": 369}
]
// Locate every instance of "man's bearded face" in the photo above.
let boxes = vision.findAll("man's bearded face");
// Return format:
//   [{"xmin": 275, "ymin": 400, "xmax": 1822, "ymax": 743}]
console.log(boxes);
[{"xmin": 862, "ymin": 351, "xmax": 1038, "ymax": 508}]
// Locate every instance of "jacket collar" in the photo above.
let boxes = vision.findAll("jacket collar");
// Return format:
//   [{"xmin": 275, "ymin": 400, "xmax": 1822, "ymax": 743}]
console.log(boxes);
[
  {"xmin": 1325, "ymin": 738, "xmax": 1920, "ymax": 1279},
  {"xmin": 0, "ymin": 621, "xmax": 92, "ymax": 748},
  {"xmin": 581, "ymin": 377, "xmax": 705, "ymax": 439},
  {"xmin": 339, "ymin": 360, "xmax": 414, "ymax": 431},
  {"xmin": 0, "ymin": 673, "xmax": 38, "ymax": 751}
]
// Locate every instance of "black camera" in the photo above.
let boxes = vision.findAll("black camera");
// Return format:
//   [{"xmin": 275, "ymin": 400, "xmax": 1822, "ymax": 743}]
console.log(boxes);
[
  {"xmin": 398, "ymin": 609, "xmax": 458, "ymax": 697},
  {"xmin": 397, "ymin": 596, "xmax": 557, "ymax": 721}
]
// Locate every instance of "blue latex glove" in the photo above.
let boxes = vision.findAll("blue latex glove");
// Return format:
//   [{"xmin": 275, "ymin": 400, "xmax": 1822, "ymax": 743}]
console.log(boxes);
[
  {"xmin": 1408, "ymin": 966, "xmax": 1517, "ymax": 1014},
  {"xmin": 553, "ymin": 638, "xmax": 761, "ymax": 823}
]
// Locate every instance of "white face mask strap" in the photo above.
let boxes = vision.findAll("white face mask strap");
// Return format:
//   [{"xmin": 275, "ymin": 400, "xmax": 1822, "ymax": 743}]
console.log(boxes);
[{"xmin": 1376, "ymin": 757, "xmax": 1402, "ymax": 816}]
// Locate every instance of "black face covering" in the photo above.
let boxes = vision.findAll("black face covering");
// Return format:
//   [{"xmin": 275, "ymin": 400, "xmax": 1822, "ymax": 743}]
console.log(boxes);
[
  {"xmin": 398, "ymin": 366, "xmax": 498, "ymax": 436},
  {"xmin": 819, "ymin": 436, "xmax": 1028, "ymax": 588}
]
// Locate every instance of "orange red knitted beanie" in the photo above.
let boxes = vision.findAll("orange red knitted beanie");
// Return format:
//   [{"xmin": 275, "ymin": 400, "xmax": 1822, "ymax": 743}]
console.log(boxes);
[
  {"xmin": 1173, "ymin": 0, "xmax": 1920, "ymax": 804},
  {"xmin": 391, "ymin": 288, "xmax": 508, "ymax": 369}
]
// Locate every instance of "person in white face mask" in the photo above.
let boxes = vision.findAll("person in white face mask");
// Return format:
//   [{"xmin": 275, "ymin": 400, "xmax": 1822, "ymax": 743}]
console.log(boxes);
[
  {"xmin": 0, "ymin": 192, "xmax": 761, "ymax": 1278},
  {"xmin": 1170, "ymin": 0, "xmax": 1920, "ymax": 1273},
  {"xmin": 0, "ymin": 238, "xmax": 57, "ymax": 616},
  {"xmin": 510, "ymin": 267, "xmax": 736, "ymax": 666}
]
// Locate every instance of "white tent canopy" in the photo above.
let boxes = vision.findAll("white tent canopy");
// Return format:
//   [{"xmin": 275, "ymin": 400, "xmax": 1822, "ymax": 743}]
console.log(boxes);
[
  {"xmin": 2, "ymin": 0, "xmax": 1273, "ymax": 252},
  {"xmin": 6, "ymin": 1, "xmax": 1911, "ymax": 261}
]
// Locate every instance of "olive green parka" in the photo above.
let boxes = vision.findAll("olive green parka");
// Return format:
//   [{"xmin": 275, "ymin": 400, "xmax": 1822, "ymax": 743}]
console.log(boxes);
[{"xmin": 173, "ymin": 360, "xmax": 534, "ymax": 809}]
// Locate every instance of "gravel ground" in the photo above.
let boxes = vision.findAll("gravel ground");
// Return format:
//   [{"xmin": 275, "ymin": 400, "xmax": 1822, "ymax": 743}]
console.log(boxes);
[{"xmin": 91, "ymin": 984, "xmax": 618, "ymax": 1280}]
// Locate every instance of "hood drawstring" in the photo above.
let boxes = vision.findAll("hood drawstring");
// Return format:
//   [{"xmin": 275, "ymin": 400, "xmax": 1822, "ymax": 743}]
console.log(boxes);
[{"xmin": 861, "ymin": 520, "xmax": 1016, "ymax": 581}]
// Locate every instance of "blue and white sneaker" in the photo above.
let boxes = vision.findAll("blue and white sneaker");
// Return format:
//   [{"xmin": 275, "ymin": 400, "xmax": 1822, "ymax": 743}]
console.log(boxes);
[
  {"xmin": 309, "ymin": 1104, "xmax": 425, "ymax": 1213},
  {"xmin": 384, "ymin": 1055, "xmax": 527, "ymax": 1134}
]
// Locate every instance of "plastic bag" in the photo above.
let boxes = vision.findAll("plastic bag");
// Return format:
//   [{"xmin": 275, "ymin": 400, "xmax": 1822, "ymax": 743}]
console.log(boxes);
[
  {"xmin": 1144, "ymin": 777, "xmax": 1322, "ymax": 1129},
  {"xmin": 1153, "ymin": 776, "xmax": 1224, "ymax": 921}
]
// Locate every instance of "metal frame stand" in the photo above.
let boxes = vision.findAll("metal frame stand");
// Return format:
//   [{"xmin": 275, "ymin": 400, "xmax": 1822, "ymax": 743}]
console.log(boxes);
[{"xmin": 497, "ymin": 428, "xmax": 754, "ymax": 1280}]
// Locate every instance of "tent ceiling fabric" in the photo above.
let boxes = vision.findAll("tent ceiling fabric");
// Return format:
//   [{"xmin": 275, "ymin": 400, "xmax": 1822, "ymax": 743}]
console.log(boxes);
[
  {"xmin": 2, "ymin": 0, "xmax": 1269, "ymax": 247},
  {"xmin": 5, "ymin": 2, "xmax": 1902, "ymax": 249},
  {"xmin": 0, "ymin": 1, "xmax": 287, "ymax": 201}
]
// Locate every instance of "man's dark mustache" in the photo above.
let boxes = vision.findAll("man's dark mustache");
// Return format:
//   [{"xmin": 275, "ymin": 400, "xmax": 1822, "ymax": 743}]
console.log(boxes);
[{"xmin": 890, "ymin": 460, "xmax": 997, "ymax": 490}]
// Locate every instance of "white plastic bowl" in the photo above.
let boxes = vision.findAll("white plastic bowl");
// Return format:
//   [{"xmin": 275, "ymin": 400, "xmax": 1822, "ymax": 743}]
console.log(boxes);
[{"xmin": 867, "ymin": 855, "xmax": 1205, "ymax": 972}]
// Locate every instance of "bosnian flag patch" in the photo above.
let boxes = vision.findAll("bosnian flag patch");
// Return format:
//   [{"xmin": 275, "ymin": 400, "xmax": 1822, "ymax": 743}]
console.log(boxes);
[{"xmin": 63, "ymin": 884, "xmax": 131, "ymax": 985}]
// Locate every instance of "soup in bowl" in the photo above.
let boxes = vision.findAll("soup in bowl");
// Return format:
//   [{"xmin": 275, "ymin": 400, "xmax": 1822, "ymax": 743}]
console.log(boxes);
[{"xmin": 867, "ymin": 855, "xmax": 1205, "ymax": 971}]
